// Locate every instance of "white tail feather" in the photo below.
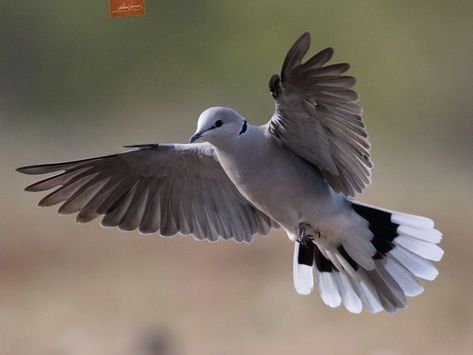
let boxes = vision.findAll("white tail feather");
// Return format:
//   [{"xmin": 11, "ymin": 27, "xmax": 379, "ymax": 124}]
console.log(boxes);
[
  {"xmin": 293, "ymin": 242, "xmax": 314, "ymax": 295},
  {"xmin": 333, "ymin": 271, "xmax": 362, "ymax": 313},
  {"xmin": 334, "ymin": 251, "xmax": 383, "ymax": 313},
  {"xmin": 315, "ymin": 271, "xmax": 341, "ymax": 307},
  {"xmin": 380, "ymin": 258, "xmax": 424, "ymax": 297},
  {"xmin": 389, "ymin": 246, "xmax": 439, "ymax": 281},
  {"xmin": 394, "ymin": 235, "xmax": 444, "ymax": 262},
  {"xmin": 397, "ymin": 225, "xmax": 442, "ymax": 243},
  {"xmin": 356, "ymin": 269, "xmax": 384, "ymax": 313},
  {"xmin": 391, "ymin": 214, "xmax": 434, "ymax": 229}
]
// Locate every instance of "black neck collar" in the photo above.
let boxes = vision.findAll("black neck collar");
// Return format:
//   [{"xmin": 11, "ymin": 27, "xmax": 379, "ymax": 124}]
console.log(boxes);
[{"xmin": 238, "ymin": 120, "xmax": 248, "ymax": 136}]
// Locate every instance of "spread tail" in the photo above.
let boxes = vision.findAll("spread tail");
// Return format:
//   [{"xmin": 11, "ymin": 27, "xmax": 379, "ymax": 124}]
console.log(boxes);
[{"xmin": 293, "ymin": 201, "xmax": 443, "ymax": 313}]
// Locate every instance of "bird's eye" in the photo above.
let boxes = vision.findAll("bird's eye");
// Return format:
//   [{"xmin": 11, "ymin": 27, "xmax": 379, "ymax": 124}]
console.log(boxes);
[{"xmin": 214, "ymin": 120, "xmax": 223, "ymax": 128}]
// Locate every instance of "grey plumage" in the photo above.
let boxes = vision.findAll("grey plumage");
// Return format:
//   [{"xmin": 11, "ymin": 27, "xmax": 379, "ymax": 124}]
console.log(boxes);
[
  {"xmin": 269, "ymin": 32, "xmax": 371, "ymax": 196},
  {"xmin": 17, "ymin": 32, "xmax": 443, "ymax": 314},
  {"xmin": 18, "ymin": 144, "xmax": 276, "ymax": 243}
]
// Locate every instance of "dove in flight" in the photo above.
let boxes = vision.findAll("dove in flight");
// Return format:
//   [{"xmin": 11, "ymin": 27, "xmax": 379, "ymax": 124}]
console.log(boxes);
[{"xmin": 17, "ymin": 33, "xmax": 443, "ymax": 313}]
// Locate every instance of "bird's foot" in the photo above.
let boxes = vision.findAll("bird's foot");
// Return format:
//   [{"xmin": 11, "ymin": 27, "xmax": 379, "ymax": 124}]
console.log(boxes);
[{"xmin": 296, "ymin": 222, "xmax": 319, "ymax": 246}]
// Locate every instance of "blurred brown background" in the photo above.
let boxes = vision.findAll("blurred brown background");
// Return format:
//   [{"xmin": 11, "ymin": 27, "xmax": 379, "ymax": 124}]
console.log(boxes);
[{"xmin": 1, "ymin": 1, "xmax": 472, "ymax": 354}]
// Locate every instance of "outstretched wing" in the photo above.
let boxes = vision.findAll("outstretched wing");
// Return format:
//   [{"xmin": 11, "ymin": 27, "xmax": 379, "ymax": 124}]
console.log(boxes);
[
  {"xmin": 17, "ymin": 143, "xmax": 277, "ymax": 242},
  {"xmin": 267, "ymin": 32, "xmax": 372, "ymax": 196}
]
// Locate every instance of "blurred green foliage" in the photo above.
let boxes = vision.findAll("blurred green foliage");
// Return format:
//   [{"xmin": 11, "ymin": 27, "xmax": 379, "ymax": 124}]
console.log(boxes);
[{"xmin": 1, "ymin": 1, "xmax": 472, "ymax": 141}]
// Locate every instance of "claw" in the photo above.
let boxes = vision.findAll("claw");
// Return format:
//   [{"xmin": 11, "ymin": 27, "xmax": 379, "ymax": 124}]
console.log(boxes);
[{"xmin": 296, "ymin": 222, "xmax": 318, "ymax": 246}]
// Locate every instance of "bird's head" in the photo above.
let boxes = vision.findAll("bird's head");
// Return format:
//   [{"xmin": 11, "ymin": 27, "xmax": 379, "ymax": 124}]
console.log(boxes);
[{"xmin": 190, "ymin": 107, "xmax": 247, "ymax": 146}]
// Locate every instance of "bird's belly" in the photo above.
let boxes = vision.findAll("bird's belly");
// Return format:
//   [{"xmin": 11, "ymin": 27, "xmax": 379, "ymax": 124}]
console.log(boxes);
[
  {"xmin": 227, "ymin": 158, "xmax": 338, "ymax": 232},
  {"xmin": 216, "ymin": 137, "xmax": 351, "ymax": 236},
  {"xmin": 244, "ymin": 181, "xmax": 356, "ymax": 244},
  {"xmin": 238, "ymin": 178, "xmax": 323, "ymax": 229}
]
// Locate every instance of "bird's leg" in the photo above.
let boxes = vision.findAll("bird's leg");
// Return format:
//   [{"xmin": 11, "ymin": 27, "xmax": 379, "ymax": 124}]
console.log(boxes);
[{"xmin": 296, "ymin": 222, "xmax": 319, "ymax": 246}]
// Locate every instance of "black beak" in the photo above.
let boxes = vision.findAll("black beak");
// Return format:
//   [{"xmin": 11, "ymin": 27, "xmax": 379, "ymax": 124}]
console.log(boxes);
[{"xmin": 189, "ymin": 132, "xmax": 203, "ymax": 143}]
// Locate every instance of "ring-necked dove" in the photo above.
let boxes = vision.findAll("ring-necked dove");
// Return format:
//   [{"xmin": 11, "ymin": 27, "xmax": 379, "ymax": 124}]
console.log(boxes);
[{"xmin": 17, "ymin": 33, "xmax": 443, "ymax": 313}]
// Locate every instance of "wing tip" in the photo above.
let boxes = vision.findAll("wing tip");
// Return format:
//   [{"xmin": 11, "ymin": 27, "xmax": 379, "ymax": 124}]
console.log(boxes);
[
  {"xmin": 282, "ymin": 32, "xmax": 313, "ymax": 80},
  {"xmin": 24, "ymin": 185, "xmax": 38, "ymax": 192},
  {"xmin": 37, "ymin": 199, "xmax": 52, "ymax": 207},
  {"xmin": 322, "ymin": 46, "xmax": 335, "ymax": 56},
  {"xmin": 299, "ymin": 31, "xmax": 311, "ymax": 43},
  {"xmin": 16, "ymin": 165, "xmax": 38, "ymax": 175}
]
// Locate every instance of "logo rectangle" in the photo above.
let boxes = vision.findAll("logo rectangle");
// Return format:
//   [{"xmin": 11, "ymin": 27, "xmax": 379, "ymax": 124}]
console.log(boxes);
[{"xmin": 109, "ymin": 0, "xmax": 145, "ymax": 18}]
